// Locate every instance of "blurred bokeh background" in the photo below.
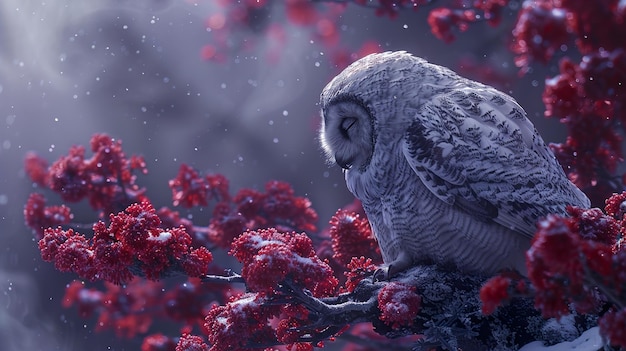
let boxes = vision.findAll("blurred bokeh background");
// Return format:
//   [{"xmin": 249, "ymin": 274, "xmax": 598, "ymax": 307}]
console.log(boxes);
[{"xmin": 0, "ymin": 1, "xmax": 565, "ymax": 350}]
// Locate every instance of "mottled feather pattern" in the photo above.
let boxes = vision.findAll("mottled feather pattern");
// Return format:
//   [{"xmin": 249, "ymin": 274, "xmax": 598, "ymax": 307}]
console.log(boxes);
[
  {"xmin": 319, "ymin": 51, "xmax": 590, "ymax": 276},
  {"xmin": 403, "ymin": 87, "xmax": 584, "ymax": 237}
]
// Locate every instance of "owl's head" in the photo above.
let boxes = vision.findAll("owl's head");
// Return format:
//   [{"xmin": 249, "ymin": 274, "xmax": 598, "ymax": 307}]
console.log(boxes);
[
  {"xmin": 319, "ymin": 94, "xmax": 374, "ymax": 170},
  {"xmin": 319, "ymin": 51, "xmax": 422, "ymax": 171}
]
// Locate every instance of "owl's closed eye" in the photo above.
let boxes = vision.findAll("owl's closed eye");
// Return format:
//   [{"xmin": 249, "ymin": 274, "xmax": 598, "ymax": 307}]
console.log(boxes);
[{"xmin": 320, "ymin": 99, "xmax": 374, "ymax": 170}]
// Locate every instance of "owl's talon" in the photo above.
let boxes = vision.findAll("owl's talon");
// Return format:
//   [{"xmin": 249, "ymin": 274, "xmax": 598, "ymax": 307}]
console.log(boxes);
[
  {"xmin": 372, "ymin": 267, "xmax": 389, "ymax": 282},
  {"xmin": 373, "ymin": 251, "xmax": 413, "ymax": 282}
]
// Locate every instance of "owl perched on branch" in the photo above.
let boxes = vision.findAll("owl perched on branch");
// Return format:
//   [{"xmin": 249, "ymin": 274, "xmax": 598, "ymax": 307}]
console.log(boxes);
[{"xmin": 319, "ymin": 51, "xmax": 590, "ymax": 278}]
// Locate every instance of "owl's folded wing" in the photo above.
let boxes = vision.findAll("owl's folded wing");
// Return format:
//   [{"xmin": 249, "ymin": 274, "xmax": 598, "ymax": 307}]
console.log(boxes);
[{"xmin": 401, "ymin": 88, "xmax": 590, "ymax": 238}]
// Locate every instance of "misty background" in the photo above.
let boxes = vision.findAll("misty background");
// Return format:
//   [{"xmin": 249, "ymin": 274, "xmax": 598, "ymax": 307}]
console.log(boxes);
[{"xmin": 0, "ymin": 1, "xmax": 565, "ymax": 350}]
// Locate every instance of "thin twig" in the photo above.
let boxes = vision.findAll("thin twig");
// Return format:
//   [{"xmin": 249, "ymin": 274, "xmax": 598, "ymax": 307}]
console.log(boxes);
[{"xmin": 200, "ymin": 271, "xmax": 245, "ymax": 284}]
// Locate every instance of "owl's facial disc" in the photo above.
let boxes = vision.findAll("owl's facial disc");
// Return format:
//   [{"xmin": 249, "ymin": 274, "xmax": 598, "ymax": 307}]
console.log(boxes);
[{"xmin": 320, "ymin": 99, "xmax": 374, "ymax": 171}]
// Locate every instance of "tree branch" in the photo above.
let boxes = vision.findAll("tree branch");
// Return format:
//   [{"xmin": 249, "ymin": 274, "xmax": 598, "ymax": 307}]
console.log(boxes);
[{"xmin": 268, "ymin": 265, "xmax": 599, "ymax": 350}]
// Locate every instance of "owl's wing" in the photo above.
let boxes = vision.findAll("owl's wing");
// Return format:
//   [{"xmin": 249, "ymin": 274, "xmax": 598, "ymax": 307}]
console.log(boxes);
[{"xmin": 401, "ymin": 88, "xmax": 589, "ymax": 238}]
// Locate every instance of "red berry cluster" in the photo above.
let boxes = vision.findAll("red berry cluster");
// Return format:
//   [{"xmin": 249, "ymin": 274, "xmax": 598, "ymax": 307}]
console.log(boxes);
[
  {"xmin": 509, "ymin": 0, "xmax": 626, "ymax": 203},
  {"xmin": 169, "ymin": 164, "xmax": 229, "ymax": 208},
  {"xmin": 205, "ymin": 292, "xmax": 277, "ymax": 351},
  {"xmin": 481, "ymin": 193, "xmax": 626, "ymax": 348},
  {"xmin": 24, "ymin": 192, "xmax": 72, "ymax": 238},
  {"xmin": 38, "ymin": 201, "xmax": 213, "ymax": 284},
  {"xmin": 377, "ymin": 282, "xmax": 421, "ymax": 329},
  {"xmin": 64, "ymin": 276, "xmax": 229, "ymax": 351},
  {"xmin": 544, "ymin": 51, "xmax": 626, "ymax": 202},
  {"xmin": 231, "ymin": 228, "xmax": 338, "ymax": 296},
  {"xmin": 63, "ymin": 279, "xmax": 162, "ymax": 338},
  {"xmin": 427, "ymin": 0, "xmax": 509, "ymax": 43},
  {"xmin": 174, "ymin": 334, "xmax": 210, "ymax": 351},
  {"xmin": 140, "ymin": 333, "xmax": 177, "ymax": 351},
  {"xmin": 204, "ymin": 228, "xmax": 340, "ymax": 350},
  {"xmin": 167, "ymin": 162, "xmax": 320, "ymax": 249},
  {"xmin": 201, "ymin": 0, "xmax": 382, "ymax": 70},
  {"xmin": 343, "ymin": 257, "xmax": 379, "ymax": 293},
  {"xmin": 206, "ymin": 179, "xmax": 319, "ymax": 249},
  {"xmin": 141, "ymin": 333, "xmax": 211, "ymax": 351},
  {"xmin": 479, "ymin": 275, "xmax": 513, "ymax": 315},
  {"xmin": 511, "ymin": 0, "xmax": 570, "ymax": 70},
  {"xmin": 328, "ymin": 209, "xmax": 382, "ymax": 267},
  {"xmin": 25, "ymin": 134, "xmax": 148, "ymax": 215}
]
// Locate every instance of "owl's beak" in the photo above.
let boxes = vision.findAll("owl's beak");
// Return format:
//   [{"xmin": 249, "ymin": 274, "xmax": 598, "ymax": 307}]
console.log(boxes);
[{"xmin": 335, "ymin": 154, "xmax": 353, "ymax": 170}]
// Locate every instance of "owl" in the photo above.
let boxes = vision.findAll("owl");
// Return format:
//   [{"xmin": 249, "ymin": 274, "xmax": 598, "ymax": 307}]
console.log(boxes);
[{"xmin": 319, "ymin": 51, "xmax": 590, "ymax": 278}]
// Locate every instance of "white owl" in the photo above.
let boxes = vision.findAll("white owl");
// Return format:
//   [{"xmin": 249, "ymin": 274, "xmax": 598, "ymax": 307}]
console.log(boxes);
[{"xmin": 319, "ymin": 51, "xmax": 590, "ymax": 278}]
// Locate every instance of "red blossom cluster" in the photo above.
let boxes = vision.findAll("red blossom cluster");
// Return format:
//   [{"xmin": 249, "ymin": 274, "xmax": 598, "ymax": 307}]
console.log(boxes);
[
  {"xmin": 167, "ymin": 162, "xmax": 320, "ymax": 249},
  {"xmin": 426, "ymin": 0, "xmax": 509, "ymax": 43},
  {"xmin": 207, "ymin": 179, "xmax": 319, "ymax": 249},
  {"xmin": 38, "ymin": 201, "xmax": 213, "ymax": 284},
  {"xmin": 174, "ymin": 334, "xmax": 210, "ymax": 351},
  {"xmin": 63, "ymin": 279, "xmax": 162, "ymax": 338},
  {"xmin": 545, "ymin": 52, "xmax": 626, "ymax": 202},
  {"xmin": 305, "ymin": 202, "xmax": 382, "ymax": 289},
  {"xmin": 24, "ymin": 134, "xmax": 148, "ymax": 215},
  {"xmin": 481, "ymin": 193, "xmax": 626, "ymax": 348},
  {"xmin": 141, "ymin": 333, "xmax": 178, "ymax": 351},
  {"xmin": 64, "ymin": 276, "xmax": 230, "ymax": 349},
  {"xmin": 200, "ymin": 0, "xmax": 514, "ymax": 69},
  {"xmin": 204, "ymin": 292, "xmax": 276, "ymax": 351},
  {"xmin": 376, "ymin": 282, "xmax": 421, "ymax": 328},
  {"xmin": 169, "ymin": 164, "xmax": 230, "ymax": 208},
  {"xmin": 428, "ymin": 7, "xmax": 477, "ymax": 43},
  {"xmin": 24, "ymin": 192, "xmax": 72, "ymax": 238},
  {"xmin": 507, "ymin": 0, "xmax": 626, "ymax": 203},
  {"xmin": 141, "ymin": 333, "xmax": 211, "ymax": 351},
  {"xmin": 479, "ymin": 275, "xmax": 513, "ymax": 315},
  {"xmin": 163, "ymin": 275, "xmax": 234, "ymax": 326},
  {"xmin": 328, "ymin": 209, "xmax": 381, "ymax": 267},
  {"xmin": 343, "ymin": 257, "xmax": 379, "ymax": 293},
  {"xmin": 201, "ymin": 0, "xmax": 383, "ymax": 69},
  {"xmin": 344, "ymin": 0, "xmax": 507, "ymax": 25},
  {"xmin": 511, "ymin": 0, "xmax": 570, "ymax": 70},
  {"xmin": 204, "ymin": 228, "xmax": 339, "ymax": 351},
  {"xmin": 230, "ymin": 228, "xmax": 338, "ymax": 296}
]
